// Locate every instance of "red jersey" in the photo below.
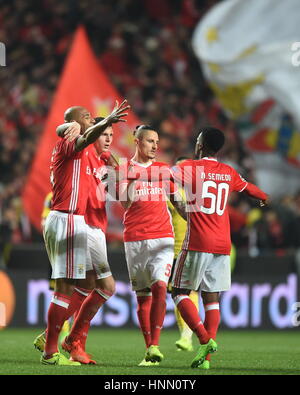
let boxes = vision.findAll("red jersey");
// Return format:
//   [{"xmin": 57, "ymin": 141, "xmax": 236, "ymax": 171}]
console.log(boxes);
[
  {"xmin": 172, "ymin": 157, "xmax": 267, "ymax": 255},
  {"xmin": 84, "ymin": 145, "xmax": 108, "ymax": 232},
  {"xmin": 50, "ymin": 139, "xmax": 91, "ymax": 215},
  {"xmin": 121, "ymin": 160, "xmax": 176, "ymax": 242}
]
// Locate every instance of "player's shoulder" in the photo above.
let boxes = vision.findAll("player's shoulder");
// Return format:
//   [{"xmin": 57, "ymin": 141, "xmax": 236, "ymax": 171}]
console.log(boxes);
[
  {"xmin": 219, "ymin": 161, "xmax": 240, "ymax": 176},
  {"xmin": 151, "ymin": 161, "xmax": 171, "ymax": 168},
  {"xmin": 201, "ymin": 158, "xmax": 235, "ymax": 172},
  {"xmin": 173, "ymin": 159, "xmax": 194, "ymax": 168}
]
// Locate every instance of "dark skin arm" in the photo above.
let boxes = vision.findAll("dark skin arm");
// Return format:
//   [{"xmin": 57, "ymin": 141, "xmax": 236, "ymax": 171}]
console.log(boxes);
[
  {"xmin": 56, "ymin": 122, "xmax": 77, "ymax": 139},
  {"xmin": 75, "ymin": 100, "xmax": 129, "ymax": 152},
  {"xmin": 56, "ymin": 100, "xmax": 130, "ymax": 151}
]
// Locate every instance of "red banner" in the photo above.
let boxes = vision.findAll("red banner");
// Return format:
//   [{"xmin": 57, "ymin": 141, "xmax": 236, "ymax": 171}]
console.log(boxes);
[{"xmin": 22, "ymin": 26, "xmax": 140, "ymax": 232}]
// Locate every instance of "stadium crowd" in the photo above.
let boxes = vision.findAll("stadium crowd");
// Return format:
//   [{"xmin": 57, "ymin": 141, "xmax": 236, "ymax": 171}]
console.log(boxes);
[{"xmin": 0, "ymin": 0, "xmax": 299, "ymax": 258}]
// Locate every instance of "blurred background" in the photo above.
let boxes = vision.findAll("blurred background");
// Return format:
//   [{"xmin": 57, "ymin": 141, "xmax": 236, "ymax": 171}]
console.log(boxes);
[{"xmin": 0, "ymin": 0, "xmax": 299, "ymax": 330}]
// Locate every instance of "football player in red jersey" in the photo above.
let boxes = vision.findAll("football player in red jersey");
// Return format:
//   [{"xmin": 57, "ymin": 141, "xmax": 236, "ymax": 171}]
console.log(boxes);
[
  {"xmin": 171, "ymin": 127, "xmax": 268, "ymax": 370},
  {"xmin": 118, "ymin": 125, "xmax": 186, "ymax": 366},
  {"xmin": 60, "ymin": 117, "xmax": 120, "ymax": 364},
  {"xmin": 40, "ymin": 101, "xmax": 129, "ymax": 366},
  {"xmin": 35, "ymin": 118, "xmax": 120, "ymax": 364}
]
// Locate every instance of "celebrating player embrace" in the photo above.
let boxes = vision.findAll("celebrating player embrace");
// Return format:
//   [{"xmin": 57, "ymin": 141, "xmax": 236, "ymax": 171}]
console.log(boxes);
[{"xmin": 40, "ymin": 100, "xmax": 129, "ymax": 366}]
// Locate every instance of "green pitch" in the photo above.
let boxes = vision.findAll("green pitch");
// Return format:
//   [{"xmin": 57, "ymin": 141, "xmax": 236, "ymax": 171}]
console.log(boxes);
[{"xmin": 0, "ymin": 328, "xmax": 299, "ymax": 375}]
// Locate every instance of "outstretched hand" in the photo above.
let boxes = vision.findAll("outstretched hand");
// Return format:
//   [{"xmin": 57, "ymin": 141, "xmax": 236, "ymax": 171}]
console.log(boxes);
[
  {"xmin": 106, "ymin": 99, "xmax": 130, "ymax": 125},
  {"xmin": 259, "ymin": 197, "xmax": 269, "ymax": 207}
]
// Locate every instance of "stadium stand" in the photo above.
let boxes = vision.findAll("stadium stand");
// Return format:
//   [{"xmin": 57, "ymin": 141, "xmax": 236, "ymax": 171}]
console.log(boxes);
[{"xmin": 0, "ymin": 0, "xmax": 299, "ymax": 256}]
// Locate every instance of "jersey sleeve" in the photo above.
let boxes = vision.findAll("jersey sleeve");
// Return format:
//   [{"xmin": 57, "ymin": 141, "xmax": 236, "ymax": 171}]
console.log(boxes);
[
  {"xmin": 232, "ymin": 169, "xmax": 248, "ymax": 192},
  {"xmin": 244, "ymin": 182, "xmax": 268, "ymax": 201},
  {"xmin": 60, "ymin": 139, "xmax": 78, "ymax": 158}
]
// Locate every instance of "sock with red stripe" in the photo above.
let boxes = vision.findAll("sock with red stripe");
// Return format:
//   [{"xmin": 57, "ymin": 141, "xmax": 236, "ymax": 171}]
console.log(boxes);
[
  {"xmin": 204, "ymin": 303, "xmax": 220, "ymax": 361},
  {"xmin": 174, "ymin": 295, "xmax": 210, "ymax": 345},
  {"xmin": 44, "ymin": 292, "xmax": 71, "ymax": 356},
  {"xmin": 67, "ymin": 288, "xmax": 112, "ymax": 344},
  {"xmin": 136, "ymin": 294, "xmax": 152, "ymax": 348},
  {"xmin": 150, "ymin": 281, "xmax": 167, "ymax": 346}
]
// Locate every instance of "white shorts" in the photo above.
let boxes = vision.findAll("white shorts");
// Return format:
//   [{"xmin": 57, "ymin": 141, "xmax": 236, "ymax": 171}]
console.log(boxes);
[
  {"xmin": 44, "ymin": 211, "xmax": 87, "ymax": 279},
  {"xmin": 172, "ymin": 250, "xmax": 231, "ymax": 292},
  {"xmin": 124, "ymin": 237, "xmax": 174, "ymax": 291},
  {"xmin": 86, "ymin": 225, "xmax": 112, "ymax": 280}
]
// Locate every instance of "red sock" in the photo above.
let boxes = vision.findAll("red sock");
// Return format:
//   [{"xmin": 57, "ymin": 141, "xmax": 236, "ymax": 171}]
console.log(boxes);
[
  {"xmin": 150, "ymin": 281, "xmax": 167, "ymax": 346},
  {"xmin": 175, "ymin": 295, "xmax": 210, "ymax": 344},
  {"xmin": 204, "ymin": 303, "xmax": 220, "ymax": 361},
  {"xmin": 45, "ymin": 292, "xmax": 71, "ymax": 356},
  {"xmin": 68, "ymin": 288, "xmax": 112, "ymax": 343},
  {"xmin": 137, "ymin": 295, "xmax": 152, "ymax": 348},
  {"xmin": 65, "ymin": 287, "xmax": 91, "ymax": 321}
]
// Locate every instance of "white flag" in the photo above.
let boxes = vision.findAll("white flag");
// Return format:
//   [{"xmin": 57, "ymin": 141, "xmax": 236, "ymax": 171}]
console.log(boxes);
[{"xmin": 192, "ymin": 0, "xmax": 300, "ymax": 196}]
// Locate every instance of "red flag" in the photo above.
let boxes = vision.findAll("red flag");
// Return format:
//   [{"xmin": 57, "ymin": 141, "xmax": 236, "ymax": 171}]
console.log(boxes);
[{"xmin": 22, "ymin": 26, "xmax": 140, "ymax": 231}]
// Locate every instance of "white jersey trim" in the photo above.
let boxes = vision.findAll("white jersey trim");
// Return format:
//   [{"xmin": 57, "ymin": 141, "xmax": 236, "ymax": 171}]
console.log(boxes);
[
  {"xmin": 130, "ymin": 159, "xmax": 153, "ymax": 168},
  {"xmin": 69, "ymin": 159, "xmax": 81, "ymax": 213},
  {"xmin": 239, "ymin": 182, "xmax": 248, "ymax": 193},
  {"xmin": 203, "ymin": 157, "xmax": 218, "ymax": 162}
]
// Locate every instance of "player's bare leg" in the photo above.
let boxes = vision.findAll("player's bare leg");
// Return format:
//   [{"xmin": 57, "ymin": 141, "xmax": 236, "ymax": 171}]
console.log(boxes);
[{"xmin": 62, "ymin": 275, "xmax": 115, "ymax": 364}]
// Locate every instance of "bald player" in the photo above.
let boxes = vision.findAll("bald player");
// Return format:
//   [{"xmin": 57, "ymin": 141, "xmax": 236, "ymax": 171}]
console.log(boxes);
[{"xmin": 41, "ymin": 101, "xmax": 129, "ymax": 366}]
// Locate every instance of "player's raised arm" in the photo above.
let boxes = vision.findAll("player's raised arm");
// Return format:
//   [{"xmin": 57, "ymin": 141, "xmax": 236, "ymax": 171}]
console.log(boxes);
[{"xmin": 75, "ymin": 100, "xmax": 130, "ymax": 151}]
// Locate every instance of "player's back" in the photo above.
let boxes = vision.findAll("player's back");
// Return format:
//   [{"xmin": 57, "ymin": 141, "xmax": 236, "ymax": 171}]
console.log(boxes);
[
  {"xmin": 50, "ymin": 139, "xmax": 90, "ymax": 215},
  {"xmin": 175, "ymin": 158, "xmax": 248, "ymax": 255}
]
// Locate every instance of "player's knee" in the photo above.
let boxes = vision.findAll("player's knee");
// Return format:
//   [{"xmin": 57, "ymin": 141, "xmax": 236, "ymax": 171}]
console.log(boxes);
[
  {"xmin": 151, "ymin": 280, "xmax": 167, "ymax": 295},
  {"xmin": 151, "ymin": 281, "xmax": 167, "ymax": 302},
  {"xmin": 151, "ymin": 280, "xmax": 167, "ymax": 289},
  {"xmin": 136, "ymin": 288, "xmax": 152, "ymax": 297},
  {"xmin": 96, "ymin": 276, "xmax": 116, "ymax": 297},
  {"xmin": 201, "ymin": 291, "xmax": 219, "ymax": 305},
  {"xmin": 55, "ymin": 278, "xmax": 75, "ymax": 296},
  {"xmin": 102, "ymin": 282, "xmax": 115, "ymax": 297},
  {"xmin": 171, "ymin": 287, "xmax": 190, "ymax": 300},
  {"xmin": 77, "ymin": 271, "xmax": 96, "ymax": 291}
]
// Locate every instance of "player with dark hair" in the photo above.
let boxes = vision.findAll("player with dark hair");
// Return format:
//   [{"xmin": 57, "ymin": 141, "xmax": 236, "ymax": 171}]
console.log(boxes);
[
  {"xmin": 118, "ymin": 125, "xmax": 186, "ymax": 366},
  {"xmin": 171, "ymin": 126, "xmax": 268, "ymax": 369}
]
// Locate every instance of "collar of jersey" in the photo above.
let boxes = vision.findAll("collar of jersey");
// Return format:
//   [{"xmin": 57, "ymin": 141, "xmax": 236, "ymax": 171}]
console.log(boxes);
[
  {"xmin": 130, "ymin": 159, "xmax": 153, "ymax": 168},
  {"xmin": 202, "ymin": 157, "xmax": 218, "ymax": 161}
]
